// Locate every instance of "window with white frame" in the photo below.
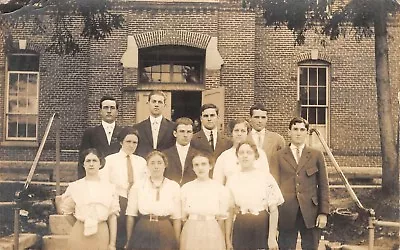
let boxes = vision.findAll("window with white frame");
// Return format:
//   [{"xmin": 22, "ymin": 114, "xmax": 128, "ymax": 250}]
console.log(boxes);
[
  {"xmin": 298, "ymin": 61, "xmax": 329, "ymax": 147},
  {"xmin": 6, "ymin": 53, "xmax": 39, "ymax": 140}
]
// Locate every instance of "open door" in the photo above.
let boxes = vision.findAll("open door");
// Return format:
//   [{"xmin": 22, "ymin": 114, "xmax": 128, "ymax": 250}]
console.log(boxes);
[
  {"xmin": 135, "ymin": 91, "xmax": 172, "ymax": 123},
  {"xmin": 202, "ymin": 87, "xmax": 225, "ymax": 131}
]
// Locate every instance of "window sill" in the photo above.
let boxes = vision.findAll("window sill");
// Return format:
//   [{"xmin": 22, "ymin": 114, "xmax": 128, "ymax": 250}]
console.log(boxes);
[{"xmin": 1, "ymin": 141, "xmax": 39, "ymax": 147}]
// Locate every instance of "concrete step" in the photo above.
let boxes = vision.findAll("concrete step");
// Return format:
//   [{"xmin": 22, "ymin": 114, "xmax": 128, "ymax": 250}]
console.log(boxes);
[
  {"xmin": 42, "ymin": 235, "xmax": 69, "ymax": 250},
  {"xmin": 0, "ymin": 161, "xmax": 77, "ymax": 182},
  {"xmin": 49, "ymin": 214, "xmax": 76, "ymax": 235},
  {"xmin": 0, "ymin": 233, "xmax": 39, "ymax": 250}
]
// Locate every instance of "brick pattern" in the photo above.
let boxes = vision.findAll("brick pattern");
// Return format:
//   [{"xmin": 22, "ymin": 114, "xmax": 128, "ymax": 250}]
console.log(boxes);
[{"xmin": 134, "ymin": 30, "xmax": 211, "ymax": 49}]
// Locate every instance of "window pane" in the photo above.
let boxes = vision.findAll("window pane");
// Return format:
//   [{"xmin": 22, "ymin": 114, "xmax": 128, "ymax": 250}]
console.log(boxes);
[
  {"xmin": 299, "ymin": 68, "xmax": 308, "ymax": 86},
  {"xmin": 318, "ymin": 87, "xmax": 326, "ymax": 105},
  {"xmin": 300, "ymin": 87, "xmax": 308, "ymax": 105},
  {"xmin": 309, "ymin": 87, "xmax": 317, "ymax": 105},
  {"xmin": 27, "ymin": 115, "xmax": 37, "ymax": 137},
  {"xmin": 318, "ymin": 68, "xmax": 326, "ymax": 86},
  {"xmin": 301, "ymin": 108, "xmax": 308, "ymax": 120},
  {"xmin": 182, "ymin": 65, "xmax": 201, "ymax": 83},
  {"xmin": 8, "ymin": 74, "xmax": 18, "ymax": 112},
  {"xmin": 173, "ymin": 65, "xmax": 182, "ymax": 73},
  {"xmin": 7, "ymin": 115, "xmax": 18, "ymax": 138},
  {"xmin": 152, "ymin": 65, "xmax": 161, "ymax": 73},
  {"xmin": 161, "ymin": 64, "xmax": 169, "ymax": 72},
  {"xmin": 152, "ymin": 73, "xmax": 161, "ymax": 82},
  {"xmin": 172, "ymin": 73, "xmax": 185, "ymax": 82},
  {"xmin": 308, "ymin": 108, "xmax": 317, "ymax": 124},
  {"xmin": 309, "ymin": 68, "xmax": 317, "ymax": 86},
  {"xmin": 8, "ymin": 54, "xmax": 39, "ymax": 71},
  {"xmin": 18, "ymin": 120, "xmax": 27, "ymax": 137},
  {"xmin": 317, "ymin": 108, "xmax": 326, "ymax": 124},
  {"xmin": 160, "ymin": 72, "xmax": 170, "ymax": 82}
]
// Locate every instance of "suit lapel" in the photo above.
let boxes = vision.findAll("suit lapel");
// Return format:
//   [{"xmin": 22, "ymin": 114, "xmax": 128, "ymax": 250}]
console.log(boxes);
[
  {"xmin": 172, "ymin": 146, "xmax": 183, "ymax": 171},
  {"xmin": 297, "ymin": 146, "xmax": 312, "ymax": 171},
  {"xmin": 143, "ymin": 119, "xmax": 153, "ymax": 145},
  {"xmin": 157, "ymin": 118, "xmax": 168, "ymax": 147},
  {"xmin": 197, "ymin": 130, "xmax": 212, "ymax": 151},
  {"xmin": 282, "ymin": 147, "xmax": 298, "ymax": 170},
  {"xmin": 184, "ymin": 146, "xmax": 196, "ymax": 172},
  {"xmin": 96, "ymin": 125, "xmax": 109, "ymax": 146}
]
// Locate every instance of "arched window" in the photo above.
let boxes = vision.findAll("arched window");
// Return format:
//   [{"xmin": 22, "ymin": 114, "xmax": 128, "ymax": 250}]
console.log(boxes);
[
  {"xmin": 6, "ymin": 53, "xmax": 39, "ymax": 140},
  {"xmin": 298, "ymin": 60, "xmax": 330, "ymax": 146},
  {"xmin": 138, "ymin": 45, "xmax": 205, "ymax": 85}
]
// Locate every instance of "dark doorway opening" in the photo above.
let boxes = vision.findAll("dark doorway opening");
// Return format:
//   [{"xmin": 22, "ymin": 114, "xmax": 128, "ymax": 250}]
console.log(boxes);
[{"xmin": 171, "ymin": 91, "xmax": 201, "ymax": 123}]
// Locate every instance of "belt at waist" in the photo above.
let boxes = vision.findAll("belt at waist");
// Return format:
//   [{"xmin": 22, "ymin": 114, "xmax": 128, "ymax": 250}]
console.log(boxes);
[
  {"xmin": 188, "ymin": 214, "xmax": 216, "ymax": 221},
  {"xmin": 236, "ymin": 207, "xmax": 266, "ymax": 215},
  {"xmin": 141, "ymin": 214, "xmax": 170, "ymax": 222}
]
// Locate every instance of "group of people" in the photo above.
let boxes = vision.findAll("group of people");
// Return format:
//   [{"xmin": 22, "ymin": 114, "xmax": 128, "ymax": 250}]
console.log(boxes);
[{"xmin": 60, "ymin": 90, "xmax": 330, "ymax": 250}]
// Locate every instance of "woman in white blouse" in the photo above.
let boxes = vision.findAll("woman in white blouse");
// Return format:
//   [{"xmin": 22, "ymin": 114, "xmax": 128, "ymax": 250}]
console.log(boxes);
[
  {"xmin": 61, "ymin": 148, "xmax": 120, "ymax": 250},
  {"xmin": 180, "ymin": 152, "xmax": 229, "ymax": 250},
  {"xmin": 213, "ymin": 118, "xmax": 269, "ymax": 185},
  {"xmin": 100, "ymin": 127, "xmax": 148, "ymax": 248},
  {"xmin": 125, "ymin": 151, "xmax": 181, "ymax": 250},
  {"xmin": 225, "ymin": 141, "xmax": 284, "ymax": 250}
]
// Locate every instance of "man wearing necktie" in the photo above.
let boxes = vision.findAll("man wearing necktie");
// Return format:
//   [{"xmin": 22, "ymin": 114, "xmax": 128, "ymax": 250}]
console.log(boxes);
[
  {"xmin": 191, "ymin": 104, "xmax": 231, "ymax": 168},
  {"xmin": 163, "ymin": 117, "xmax": 200, "ymax": 186},
  {"xmin": 269, "ymin": 117, "xmax": 329, "ymax": 250},
  {"xmin": 134, "ymin": 90, "xmax": 175, "ymax": 158},
  {"xmin": 78, "ymin": 95, "xmax": 122, "ymax": 179},
  {"xmin": 248, "ymin": 103, "xmax": 286, "ymax": 168}
]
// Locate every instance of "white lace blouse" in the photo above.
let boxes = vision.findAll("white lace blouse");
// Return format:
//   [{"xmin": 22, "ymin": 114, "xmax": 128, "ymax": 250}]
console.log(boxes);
[{"xmin": 181, "ymin": 179, "xmax": 230, "ymax": 220}]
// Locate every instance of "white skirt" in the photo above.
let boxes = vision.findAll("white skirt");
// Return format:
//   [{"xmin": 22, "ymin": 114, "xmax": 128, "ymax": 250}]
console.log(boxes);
[{"xmin": 180, "ymin": 219, "xmax": 226, "ymax": 250}]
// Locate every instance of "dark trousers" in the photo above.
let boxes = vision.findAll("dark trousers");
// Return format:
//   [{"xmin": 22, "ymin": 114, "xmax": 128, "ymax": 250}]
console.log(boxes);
[
  {"xmin": 278, "ymin": 209, "xmax": 321, "ymax": 250},
  {"xmin": 117, "ymin": 196, "xmax": 128, "ymax": 250}
]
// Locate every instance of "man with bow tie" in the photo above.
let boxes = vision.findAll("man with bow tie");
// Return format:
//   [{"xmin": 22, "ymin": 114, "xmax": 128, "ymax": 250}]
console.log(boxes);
[
  {"xmin": 134, "ymin": 90, "xmax": 175, "ymax": 158},
  {"xmin": 77, "ymin": 95, "xmax": 122, "ymax": 179}
]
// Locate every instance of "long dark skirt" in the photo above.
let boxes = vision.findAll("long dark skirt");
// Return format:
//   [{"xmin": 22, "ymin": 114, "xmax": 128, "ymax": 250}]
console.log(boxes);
[
  {"xmin": 117, "ymin": 196, "xmax": 128, "ymax": 249},
  {"xmin": 126, "ymin": 217, "xmax": 177, "ymax": 250},
  {"xmin": 233, "ymin": 210, "xmax": 270, "ymax": 250}
]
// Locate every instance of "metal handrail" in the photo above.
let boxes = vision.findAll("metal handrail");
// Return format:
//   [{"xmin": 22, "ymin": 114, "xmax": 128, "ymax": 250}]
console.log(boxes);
[
  {"xmin": 309, "ymin": 128, "xmax": 370, "ymax": 214},
  {"xmin": 13, "ymin": 112, "xmax": 60, "ymax": 250},
  {"xmin": 309, "ymin": 128, "xmax": 400, "ymax": 250}
]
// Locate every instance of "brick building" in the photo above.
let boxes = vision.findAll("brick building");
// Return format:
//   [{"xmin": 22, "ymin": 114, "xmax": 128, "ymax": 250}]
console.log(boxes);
[{"xmin": 0, "ymin": 0, "xmax": 398, "ymax": 179}]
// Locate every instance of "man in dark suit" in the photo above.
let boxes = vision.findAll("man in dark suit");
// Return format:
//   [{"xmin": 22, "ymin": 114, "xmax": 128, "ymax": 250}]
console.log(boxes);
[
  {"xmin": 78, "ymin": 95, "xmax": 122, "ymax": 179},
  {"xmin": 163, "ymin": 117, "xmax": 199, "ymax": 186},
  {"xmin": 134, "ymin": 90, "xmax": 175, "ymax": 158},
  {"xmin": 270, "ymin": 117, "xmax": 329, "ymax": 250},
  {"xmin": 191, "ymin": 103, "xmax": 231, "ymax": 162}
]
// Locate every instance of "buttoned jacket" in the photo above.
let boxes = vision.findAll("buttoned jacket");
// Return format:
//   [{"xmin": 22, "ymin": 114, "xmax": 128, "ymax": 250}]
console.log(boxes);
[{"xmin": 270, "ymin": 145, "xmax": 329, "ymax": 229}]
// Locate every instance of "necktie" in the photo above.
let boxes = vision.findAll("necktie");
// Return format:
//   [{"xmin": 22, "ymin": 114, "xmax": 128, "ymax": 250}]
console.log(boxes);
[
  {"xmin": 209, "ymin": 131, "xmax": 214, "ymax": 151},
  {"xmin": 126, "ymin": 155, "xmax": 134, "ymax": 193},
  {"xmin": 152, "ymin": 121, "xmax": 159, "ymax": 149},
  {"xmin": 106, "ymin": 126, "xmax": 113, "ymax": 145},
  {"xmin": 257, "ymin": 131, "xmax": 263, "ymax": 147},
  {"xmin": 295, "ymin": 147, "xmax": 301, "ymax": 164}
]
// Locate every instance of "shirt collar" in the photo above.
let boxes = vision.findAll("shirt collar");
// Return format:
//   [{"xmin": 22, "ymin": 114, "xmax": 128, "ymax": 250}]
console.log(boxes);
[
  {"xmin": 176, "ymin": 143, "xmax": 190, "ymax": 151},
  {"xmin": 150, "ymin": 115, "xmax": 162, "ymax": 124},
  {"xmin": 252, "ymin": 128, "xmax": 265, "ymax": 135},
  {"xmin": 202, "ymin": 126, "xmax": 217, "ymax": 136},
  {"xmin": 102, "ymin": 121, "xmax": 115, "ymax": 130},
  {"xmin": 290, "ymin": 143, "xmax": 305, "ymax": 151}
]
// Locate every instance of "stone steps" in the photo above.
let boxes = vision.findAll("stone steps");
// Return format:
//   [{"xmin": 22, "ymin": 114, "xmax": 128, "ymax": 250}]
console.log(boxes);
[
  {"xmin": 42, "ymin": 214, "xmax": 76, "ymax": 250},
  {"xmin": 0, "ymin": 233, "xmax": 39, "ymax": 250}
]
